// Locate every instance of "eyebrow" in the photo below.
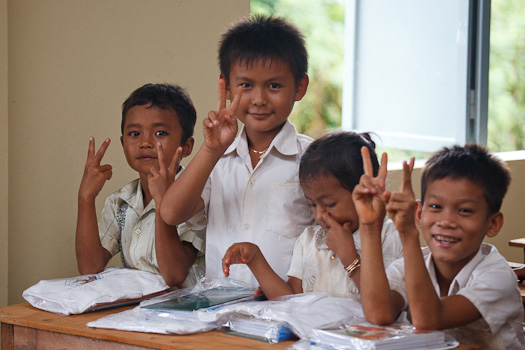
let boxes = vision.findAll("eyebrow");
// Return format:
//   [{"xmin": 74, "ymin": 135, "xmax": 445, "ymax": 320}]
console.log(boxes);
[
  {"xmin": 124, "ymin": 122, "xmax": 170, "ymax": 130},
  {"xmin": 234, "ymin": 75, "xmax": 286, "ymax": 83}
]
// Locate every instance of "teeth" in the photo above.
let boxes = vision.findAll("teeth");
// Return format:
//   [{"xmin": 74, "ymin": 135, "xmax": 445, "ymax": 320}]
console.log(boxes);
[{"xmin": 434, "ymin": 235, "xmax": 459, "ymax": 243}]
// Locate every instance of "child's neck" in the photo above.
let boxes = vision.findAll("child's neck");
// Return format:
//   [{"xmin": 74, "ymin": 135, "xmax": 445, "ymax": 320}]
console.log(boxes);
[
  {"xmin": 433, "ymin": 259, "xmax": 465, "ymax": 297},
  {"xmin": 139, "ymin": 174, "xmax": 153, "ymax": 207}
]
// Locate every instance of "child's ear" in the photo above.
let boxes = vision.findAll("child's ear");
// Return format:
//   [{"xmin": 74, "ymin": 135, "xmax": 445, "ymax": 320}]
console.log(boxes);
[
  {"xmin": 180, "ymin": 137, "xmax": 194, "ymax": 158},
  {"xmin": 120, "ymin": 135, "xmax": 124, "ymax": 146},
  {"xmin": 415, "ymin": 200, "xmax": 423, "ymax": 228},
  {"xmin": 294, "ymin": 74, "xmax": 309, "ymax": 102},
  {"xmin": 486, "ymin": 212, "xmax": 504, "ymax": 238},
  {"xmin": 219, "ymin": 73, "xmax": 231, "ymax": 100}
]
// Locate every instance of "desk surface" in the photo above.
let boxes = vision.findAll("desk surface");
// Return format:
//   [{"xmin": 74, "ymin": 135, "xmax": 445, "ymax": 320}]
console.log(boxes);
[
  {"xmin": 0, "ymin": 303, "xmax": 294, "ymax": 350},
  {"xmin": 0, "ymin": 303, "xmax": 480, "ymax": 350}
]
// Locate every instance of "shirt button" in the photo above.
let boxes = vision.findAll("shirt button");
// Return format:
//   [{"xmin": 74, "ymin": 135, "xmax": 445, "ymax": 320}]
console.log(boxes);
[
  {"xmin": 135, "ymin": 228, "xmax": 141, "ymax": 235},
  {"xmin": 249, "ymin": 181, "xmax": 255, "ymax": 186},
  {"xmin": 243, "ymin": 224, "xmax": 250, "ymax": 230},
  {"xmin": 136, "ymin": 263, "xmax": 141, "ymax": 269}
]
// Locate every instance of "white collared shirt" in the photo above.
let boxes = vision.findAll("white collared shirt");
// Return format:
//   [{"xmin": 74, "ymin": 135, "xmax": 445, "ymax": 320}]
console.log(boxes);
[
  {"xmin": 98, "ymin": 174, "xmax": 205, "ymax": 288},
  {"xmin": 287, "ymin": 219, "xmax": 403, "ymax": 299},
  {"xmin": 387, "ymin": 243, "xmax": 525, "ymax": 349},
  {"xmin": 191, "ymin": 120, "xmax": 315, "ymax": 286}
]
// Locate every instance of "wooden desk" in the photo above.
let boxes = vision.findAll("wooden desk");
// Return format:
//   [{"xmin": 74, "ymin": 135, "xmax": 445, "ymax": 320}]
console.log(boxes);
[
  {"xmin": 0, "ymin": 303, "xmax": 480, "ymax": 350},
  {"xmin": 509, "ymin": 238, "xmax": 525, "ymax": 263}
]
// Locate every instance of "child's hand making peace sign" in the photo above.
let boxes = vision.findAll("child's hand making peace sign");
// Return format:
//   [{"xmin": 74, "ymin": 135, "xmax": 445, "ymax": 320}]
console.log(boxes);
[
  {"xmin": 384, "ymin": 157, "xmax": 416, "ymax": 237},
  {"xmin": 79, "ymin": 137, "xmax": 113, "ymax": 202},
  {"xmin": 203, "ymin": 79, "xmax": 243, "ymax": 155},
  {"xmin": 147, "ymin": 143, "xmax": 182, "ymax": 204},
  {"xmin": 352, "ymin": 147, "xmax": 388, "ymax": 227}
]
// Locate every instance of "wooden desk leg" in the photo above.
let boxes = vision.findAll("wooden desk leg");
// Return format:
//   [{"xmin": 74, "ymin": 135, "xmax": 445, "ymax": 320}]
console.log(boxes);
[{"xmin": 1, "ymin": 323, "xmax": 14, "ymax": 350}]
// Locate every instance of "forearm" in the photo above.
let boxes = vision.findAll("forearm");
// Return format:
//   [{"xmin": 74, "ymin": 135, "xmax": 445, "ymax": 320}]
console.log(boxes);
[
  {"xmin": 154, "ymin": 213, "xmax": 197, "ymax": 287},
  {"xmin": 401, "ymin": 230, "xmax": 444, "ymax": 329},
  {"xmin": 160, "ymin": 145, "xmax": 220, "ymax": 225},
  {"xmin": 333, "ymin": 239, "xmax": 361, "ymax": 291},
  {"xmin": 248, "ymin": 255, "xmax": 294, "ymax": 299},
  {"xmin": 359, "ymin": 223, "xmax": 397, "ymax": 325},
  {"xmin": 76, "ymin": 198, "xmax": 111, "ymax": 274}
]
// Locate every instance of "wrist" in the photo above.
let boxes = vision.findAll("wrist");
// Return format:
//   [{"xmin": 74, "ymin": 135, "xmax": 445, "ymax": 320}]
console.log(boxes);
[
  {"xmin": 399, "ymin": 226, "xmax": 420, "ymax": 242},
  {"xmin": 78, "ymin": 192, "xmax": 96, "ymax": 205},
  {"xmin": 201, "ymin": 143, "xmax": 227, "ymax": 160}
]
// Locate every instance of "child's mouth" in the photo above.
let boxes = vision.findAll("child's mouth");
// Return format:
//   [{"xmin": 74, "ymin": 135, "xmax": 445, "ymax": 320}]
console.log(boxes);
[{"xmin": 433, "ymin": 235, "xmax": 460, "ymax": 244}]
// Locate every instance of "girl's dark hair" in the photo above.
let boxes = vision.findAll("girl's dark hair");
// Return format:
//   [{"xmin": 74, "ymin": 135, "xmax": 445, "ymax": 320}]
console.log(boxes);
[
  {"xmin": 299, "ymin": 131, "xmax": 379, "ymax": 192},
  {"xmin": 421, "ymin": 144, "xmax": 511, "ymax": 215},
  {"xmin": 121, "ymin": 83, "xmax": 196, "ymax": 144},
  {"xmin": 219, "ymin": 15, "xmax": 308, "ymax": 85}
]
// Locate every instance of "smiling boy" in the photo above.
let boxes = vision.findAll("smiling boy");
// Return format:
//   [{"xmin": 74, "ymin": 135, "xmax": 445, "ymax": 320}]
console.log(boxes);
[
  {"xmin": 76, "ymin": 83, "xmax": 204, "ymax": 288},
  {"xmin": 160, "ymin": 15, "xmax": 314, "ymax": 286},
  {"xmin": 355, "ymin": 144, "xmax": 524, "ymax": 348}
]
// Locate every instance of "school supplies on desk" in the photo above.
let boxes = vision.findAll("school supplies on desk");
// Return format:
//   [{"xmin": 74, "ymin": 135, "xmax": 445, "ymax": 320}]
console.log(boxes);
[
  {"xmin": 309, "ymin": 324, "xmax": 456, "ymax": 350},
  {"xmin": 224, "ymin": 315, "xmax": 296, "ymax": 343},
  {"xmin": 141, "ymin": 286, "xmax": 255, "ymax": 311},
  {"xmin": 23, "ymin": 268, "xmax": 170, "ymax": 315}
]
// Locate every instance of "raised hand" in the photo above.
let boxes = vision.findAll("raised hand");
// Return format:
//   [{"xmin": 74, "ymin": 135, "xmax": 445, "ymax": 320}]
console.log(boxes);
[
  {"xmin": 79, "ymin": 137, "xmax": 112, "ymax": 201},
  {"xmin": 352, "ymin": 147, "xmax": 388, "ymax": 226},
  {"xmin": 385, "ymin": 158, "xmax": 416, "ymax": 236},
  {"xmin": 222, "ymin": 242, "xmax": 261, "ymax": 277},
  {"xmin": 203, "ymin": 78, "xmax": 243, "ymax": 154},
  {"xmin": 147, "ymin": 143, "xmax": 182, "ymax": 203}
]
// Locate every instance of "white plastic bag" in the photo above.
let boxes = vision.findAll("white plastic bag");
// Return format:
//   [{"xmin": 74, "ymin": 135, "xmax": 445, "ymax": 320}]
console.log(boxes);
[
  {"xmin": 198, "ymin": 292, "xmax": 365, "ymax": 339},
  {"xmin": 87, "ymin": 277, "xmax": 254, "ymax": 334},
  {"xmin": 22, "ymin": 268, "xmax": 169, "ymax": 315}
]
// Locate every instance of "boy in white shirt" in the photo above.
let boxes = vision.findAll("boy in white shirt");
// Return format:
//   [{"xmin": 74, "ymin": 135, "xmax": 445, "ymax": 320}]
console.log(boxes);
[
  {"xmin": 160, "ymin": 15, "xmax": 314, "ymax": 286},
  {"xmin": 76, "ymin": 83, "xmax": 204, "ymax": 288},
  {"xmin": 356, "ymin": 144, "xmax": 524, "ymax": 349}
]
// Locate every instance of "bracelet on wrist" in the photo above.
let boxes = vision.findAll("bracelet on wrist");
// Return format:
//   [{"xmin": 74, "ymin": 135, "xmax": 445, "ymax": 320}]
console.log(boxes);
[{"xmin": 344, "ymin": 255, "xmax": 361, "ymax": 277}]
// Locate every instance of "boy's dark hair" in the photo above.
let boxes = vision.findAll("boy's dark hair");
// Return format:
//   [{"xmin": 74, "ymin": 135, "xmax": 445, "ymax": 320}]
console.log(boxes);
[
  {"xmin": 121, "ymin": 83, "xmax": 196, "ymax": 144},
  {"xmin": 421, "ymin": 144, "xmax": 511, "ymax": 215},
  {"xmin": 219, "ymin": 15, "xmax": 308, "ymax": 85},
  {"xmin": 299, "ymin": 131, "xmax": 379, "ymax": 192}
]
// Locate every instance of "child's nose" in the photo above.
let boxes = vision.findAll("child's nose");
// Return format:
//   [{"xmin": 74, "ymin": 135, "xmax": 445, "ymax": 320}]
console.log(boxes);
[
  {"xmin": 314, "ymin": 206, "xmax": 326, "ymax": 223},
  {"xmin": 139, "ymin": 134, "xmax": 154, "ymax": 148},
  {"xmin": 252, "ymin": 87, "xmax": 267, "ymax": 106},
  {"xmin": 437, "ymin": 210, "xmax": 458, "ymax": 228}
]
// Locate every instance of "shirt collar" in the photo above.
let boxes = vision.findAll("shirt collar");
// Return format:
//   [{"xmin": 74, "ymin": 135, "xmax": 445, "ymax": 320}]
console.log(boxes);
[
  {"xmin": 425, "ymin": 246, "xmax": 484, "ymax": 296},
  {"xmin": 224, "ymin": 120, "xmax": 300, "ymax": 158}
]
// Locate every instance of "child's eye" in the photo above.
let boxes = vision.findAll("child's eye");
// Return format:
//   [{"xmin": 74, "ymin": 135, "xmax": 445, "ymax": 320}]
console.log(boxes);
[
  {"xmin": 459, "ymin": 208, "xmax": 473, "ymax": 214},
  {"xmin": 324, "ymin": 202, "xmax": 336, "ymax": 209},
  {"xmin": 239, "ymin": 83, "xmax": 251, "ymax": 88},
  {"xmin": 127, "ymin": 131, "xmax": 139, "ymax": 137},
  {"xmin": 155, "ymin": 131, "xmax": 168, "ymax": 136},
  {"xmin": 269, "ymin": 83, "xmax": 281, "ymax": 89},
  {"xmin": 428, "ymin": 204, "xmax": 441, "ymax": 210}
]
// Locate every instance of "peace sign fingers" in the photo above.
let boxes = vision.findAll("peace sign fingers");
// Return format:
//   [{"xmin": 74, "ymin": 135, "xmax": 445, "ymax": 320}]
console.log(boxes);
[
  {"xmin": 399, "ymin": 157, "xmax": 415, "ymax": 194},
  {"xmin": 166, "ymin": 146, "xmax": 183, "ymax": 177},
  {"xmin": 217, "ymin": 78, "xmax": 227, "ymax": 111},
  {"xmin": 89, "ymin": 137, "xmax": 111, "ymax": 167}
]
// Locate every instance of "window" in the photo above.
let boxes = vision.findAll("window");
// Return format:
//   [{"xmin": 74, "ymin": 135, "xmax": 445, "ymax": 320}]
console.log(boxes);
[
  {"xmin": 252, "ymin": 0, "xmax": 525, "ymax": 159},
  {"xmin": 342, "ymin": 0, "xmax": 490, "ymax": 155}
]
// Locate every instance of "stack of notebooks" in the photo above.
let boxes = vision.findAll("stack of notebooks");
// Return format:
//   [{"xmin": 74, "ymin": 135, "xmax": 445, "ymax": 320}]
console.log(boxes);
[
  {"xmin": 309, "ymin": 324, "xmax": 455, "ymax": 350},
  {"xmin": 141, "ymin": 286, "xmax": 255, "ymax": 312},
  {"xmin": 141, "ymin": 287, "xmax": 295, "ymax": 342},
  {"xmin": 225, "ymin": 315, "xmax": 296, "ymax": 343}
]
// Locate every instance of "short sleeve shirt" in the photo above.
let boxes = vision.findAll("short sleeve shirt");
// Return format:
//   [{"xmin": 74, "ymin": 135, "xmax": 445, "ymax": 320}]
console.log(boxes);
[
  {"xmin": 386, "ymin": 243, "xmax": 525, "ymax": 349},
  {"xmin": 98, "ymin": 175, "xmax": 205, "ymax": 288},
  {"xmin": 191, "ymin": 120, "xmax": 315, "ymax": 286},
  {"xmin": 287, "ymin": 219, "xmax": 403, "ymax": 300}
]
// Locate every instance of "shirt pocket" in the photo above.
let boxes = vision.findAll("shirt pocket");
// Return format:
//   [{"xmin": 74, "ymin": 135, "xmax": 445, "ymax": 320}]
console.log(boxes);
[{"xmin": 267, "ymin": 181, "xmax": 313, "ymax": 238}]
